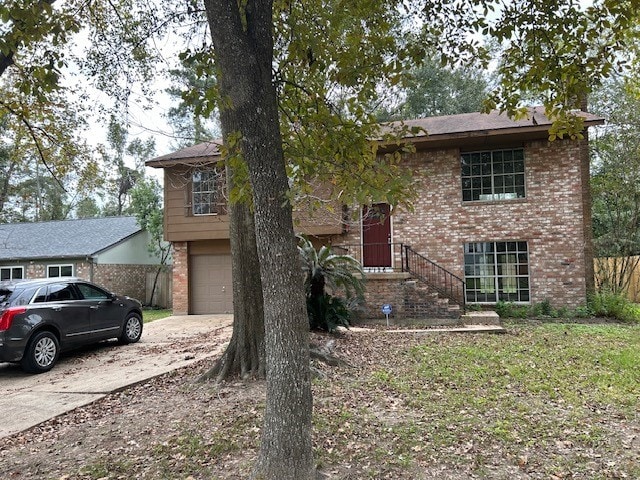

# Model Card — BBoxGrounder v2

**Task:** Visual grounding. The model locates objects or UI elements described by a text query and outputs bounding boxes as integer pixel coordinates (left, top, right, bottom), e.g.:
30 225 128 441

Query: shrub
306 295 352 332
531 299 558 318
495 301 529 319
588 292 640 323
297 235 365 332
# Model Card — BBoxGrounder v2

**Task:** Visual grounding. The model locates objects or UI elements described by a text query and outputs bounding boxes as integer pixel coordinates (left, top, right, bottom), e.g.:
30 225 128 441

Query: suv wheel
21 331 60 374
119 313 143 344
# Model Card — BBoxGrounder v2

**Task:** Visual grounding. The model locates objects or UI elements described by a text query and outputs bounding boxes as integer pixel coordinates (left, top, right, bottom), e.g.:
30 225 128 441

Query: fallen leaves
1 325 639 479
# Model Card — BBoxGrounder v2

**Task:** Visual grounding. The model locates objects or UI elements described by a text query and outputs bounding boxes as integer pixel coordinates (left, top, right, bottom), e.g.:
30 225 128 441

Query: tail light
0 306 27 331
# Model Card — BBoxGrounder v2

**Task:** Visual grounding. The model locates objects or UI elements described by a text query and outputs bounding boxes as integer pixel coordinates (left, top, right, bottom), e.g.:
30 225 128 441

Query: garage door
190 254 233 314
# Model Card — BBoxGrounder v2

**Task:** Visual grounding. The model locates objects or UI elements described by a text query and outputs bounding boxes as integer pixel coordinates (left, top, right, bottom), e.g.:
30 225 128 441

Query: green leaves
590 78 640 262
481 0 637 136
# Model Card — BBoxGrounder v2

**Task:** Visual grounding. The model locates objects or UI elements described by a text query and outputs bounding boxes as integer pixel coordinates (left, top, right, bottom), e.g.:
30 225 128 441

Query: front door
362 203 392 268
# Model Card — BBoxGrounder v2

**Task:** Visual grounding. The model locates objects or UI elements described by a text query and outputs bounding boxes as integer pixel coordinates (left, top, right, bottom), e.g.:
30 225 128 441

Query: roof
0 217 143 261
146 107 605 166
146 141 222 167
388 107 604 138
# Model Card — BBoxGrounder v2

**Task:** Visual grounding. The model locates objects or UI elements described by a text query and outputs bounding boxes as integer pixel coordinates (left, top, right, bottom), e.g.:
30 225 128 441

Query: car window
46 284 78 302
76 283 110 300
33 287 47 303
0 287 13 306
11 286 39 306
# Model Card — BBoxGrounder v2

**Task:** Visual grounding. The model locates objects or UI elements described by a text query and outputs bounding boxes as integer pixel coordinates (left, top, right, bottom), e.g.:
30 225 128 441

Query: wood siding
164 168 231 242
163 167 342 242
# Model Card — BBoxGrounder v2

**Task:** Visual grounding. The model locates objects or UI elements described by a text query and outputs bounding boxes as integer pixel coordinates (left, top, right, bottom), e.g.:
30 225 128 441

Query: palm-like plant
297 235 365 331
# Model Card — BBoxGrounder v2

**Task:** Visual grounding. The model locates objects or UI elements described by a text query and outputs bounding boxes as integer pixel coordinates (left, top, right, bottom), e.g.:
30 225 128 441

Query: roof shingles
0 217 142 261
146 108 604 165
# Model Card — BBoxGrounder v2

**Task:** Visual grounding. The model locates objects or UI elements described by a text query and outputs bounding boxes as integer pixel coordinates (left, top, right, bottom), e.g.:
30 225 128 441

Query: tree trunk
204 1 314 479
149 265 161 306
199 165 266 382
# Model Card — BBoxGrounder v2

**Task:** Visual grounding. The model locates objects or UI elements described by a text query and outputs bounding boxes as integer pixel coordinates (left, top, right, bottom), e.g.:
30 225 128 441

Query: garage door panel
191 254 233 314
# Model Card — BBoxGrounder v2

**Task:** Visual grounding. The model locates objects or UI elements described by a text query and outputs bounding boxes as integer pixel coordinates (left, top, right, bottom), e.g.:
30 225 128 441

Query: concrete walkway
352 324 506 334
0 315 233 440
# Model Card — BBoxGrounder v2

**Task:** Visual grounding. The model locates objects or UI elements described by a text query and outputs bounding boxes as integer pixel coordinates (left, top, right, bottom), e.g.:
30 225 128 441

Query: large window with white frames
47 264 74 278
464 241 530 303
0 266 23 281
461 148 525 202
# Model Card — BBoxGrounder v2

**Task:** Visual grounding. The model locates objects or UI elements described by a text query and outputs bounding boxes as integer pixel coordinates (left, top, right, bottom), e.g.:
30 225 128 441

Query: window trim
461 148 526 203
0 266 24 281
47 264 74 278
464 241 530 304
191 168 224 216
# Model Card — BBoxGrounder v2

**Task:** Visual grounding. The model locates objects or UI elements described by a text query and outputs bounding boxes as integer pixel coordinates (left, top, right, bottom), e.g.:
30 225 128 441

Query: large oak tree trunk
203 1 314 478
200 165 266 382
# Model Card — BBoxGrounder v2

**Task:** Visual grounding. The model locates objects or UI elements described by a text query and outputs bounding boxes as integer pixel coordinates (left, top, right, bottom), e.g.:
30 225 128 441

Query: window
192 169 223 215
46 284 77 302
464 241 530 303
461 148 525 202
76 283 110 300
12 286 39 306
0 266 24 281
47 264 73 278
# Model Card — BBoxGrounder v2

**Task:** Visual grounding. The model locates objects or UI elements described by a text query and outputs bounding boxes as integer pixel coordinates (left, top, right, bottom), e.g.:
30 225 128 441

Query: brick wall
360 273 460 321
25 261 165 304
336 138 593 309
91 263 159 303
171 241 189 315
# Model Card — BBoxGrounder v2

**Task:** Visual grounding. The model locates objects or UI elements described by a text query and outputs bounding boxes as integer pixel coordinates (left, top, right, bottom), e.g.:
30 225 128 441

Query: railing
332 242 466 311
403 245 466 310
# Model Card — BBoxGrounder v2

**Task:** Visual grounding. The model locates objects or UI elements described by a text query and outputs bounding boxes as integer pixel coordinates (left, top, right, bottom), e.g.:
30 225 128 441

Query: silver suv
0 278 143 373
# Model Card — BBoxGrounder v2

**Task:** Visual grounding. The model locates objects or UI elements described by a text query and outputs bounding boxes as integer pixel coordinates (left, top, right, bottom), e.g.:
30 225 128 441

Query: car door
75 282 123 341
34 283 92 347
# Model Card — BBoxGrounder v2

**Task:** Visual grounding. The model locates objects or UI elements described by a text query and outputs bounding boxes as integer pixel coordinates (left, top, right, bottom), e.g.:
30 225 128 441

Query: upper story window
1 266 23 281
192 168 225 215
461 148 525 202
48 264 73 278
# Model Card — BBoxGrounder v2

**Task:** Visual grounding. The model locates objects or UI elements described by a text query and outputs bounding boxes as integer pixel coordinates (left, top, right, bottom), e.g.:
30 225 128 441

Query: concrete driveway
0 314 233 440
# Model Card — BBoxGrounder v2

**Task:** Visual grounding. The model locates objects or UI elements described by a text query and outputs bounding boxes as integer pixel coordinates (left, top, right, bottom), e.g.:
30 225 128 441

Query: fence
594 256 640 302
145 269 173 308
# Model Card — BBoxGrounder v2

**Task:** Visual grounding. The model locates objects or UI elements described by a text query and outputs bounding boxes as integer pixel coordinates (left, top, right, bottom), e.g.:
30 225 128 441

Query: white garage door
190 254 233 314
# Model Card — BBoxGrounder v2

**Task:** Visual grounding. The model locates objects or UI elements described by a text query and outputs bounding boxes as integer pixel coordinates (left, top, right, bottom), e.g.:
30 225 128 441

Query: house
147 108 603 318
0 216 168 305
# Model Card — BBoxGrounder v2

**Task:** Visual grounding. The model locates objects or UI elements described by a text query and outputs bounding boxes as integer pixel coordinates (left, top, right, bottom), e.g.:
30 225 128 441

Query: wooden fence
594 256 640 302
145 269 173 308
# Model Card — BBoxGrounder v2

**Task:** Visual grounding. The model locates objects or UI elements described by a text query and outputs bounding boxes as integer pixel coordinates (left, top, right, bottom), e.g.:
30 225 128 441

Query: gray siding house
0 217 167 304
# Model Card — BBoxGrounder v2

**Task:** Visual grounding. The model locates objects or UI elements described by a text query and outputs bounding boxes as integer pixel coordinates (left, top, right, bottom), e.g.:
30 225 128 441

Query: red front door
362 203 391 268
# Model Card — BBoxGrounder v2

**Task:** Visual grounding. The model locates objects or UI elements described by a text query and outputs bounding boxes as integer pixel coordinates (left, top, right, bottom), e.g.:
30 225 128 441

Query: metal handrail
332 242 466 311
403 245 466 310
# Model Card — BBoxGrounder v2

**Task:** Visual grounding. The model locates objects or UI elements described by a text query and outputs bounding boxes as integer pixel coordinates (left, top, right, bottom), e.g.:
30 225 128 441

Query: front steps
460 310 501 326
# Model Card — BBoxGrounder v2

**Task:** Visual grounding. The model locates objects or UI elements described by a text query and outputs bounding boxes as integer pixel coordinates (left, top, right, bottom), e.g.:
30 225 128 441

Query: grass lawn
142 308 172 323
4 321 637 479
311 322 640 479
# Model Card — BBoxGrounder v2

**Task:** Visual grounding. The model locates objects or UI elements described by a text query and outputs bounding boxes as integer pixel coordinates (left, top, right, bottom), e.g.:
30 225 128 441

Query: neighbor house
147 108 603 318
0 216 169 305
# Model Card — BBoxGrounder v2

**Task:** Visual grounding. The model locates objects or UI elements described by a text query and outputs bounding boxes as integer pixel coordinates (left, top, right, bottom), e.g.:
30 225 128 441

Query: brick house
0 216 168 305
147 108 603 318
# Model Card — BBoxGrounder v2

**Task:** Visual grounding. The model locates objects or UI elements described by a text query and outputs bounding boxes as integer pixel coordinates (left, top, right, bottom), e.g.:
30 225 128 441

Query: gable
94 230 163 265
